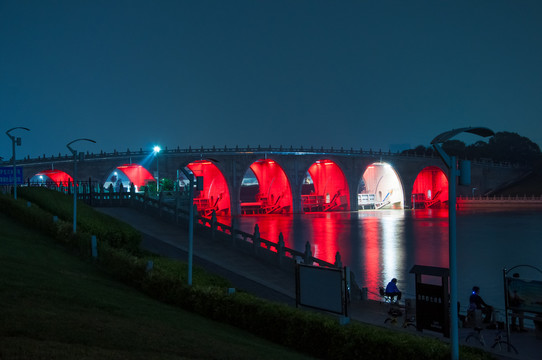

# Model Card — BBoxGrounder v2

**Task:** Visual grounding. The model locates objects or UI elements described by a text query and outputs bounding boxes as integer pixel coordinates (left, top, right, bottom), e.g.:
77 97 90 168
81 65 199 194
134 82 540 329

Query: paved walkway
98 207 540 360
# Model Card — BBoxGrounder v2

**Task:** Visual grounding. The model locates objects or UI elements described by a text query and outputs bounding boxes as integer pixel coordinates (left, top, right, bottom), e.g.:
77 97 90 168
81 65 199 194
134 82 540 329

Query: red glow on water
412 166 448 208
35 169 73 186
303 159 350 211
188 160 231 216
217 215 294 253
412 209 449 267
310 215 340 263
116 164 154 188
245 159 293 214
362 217 382 299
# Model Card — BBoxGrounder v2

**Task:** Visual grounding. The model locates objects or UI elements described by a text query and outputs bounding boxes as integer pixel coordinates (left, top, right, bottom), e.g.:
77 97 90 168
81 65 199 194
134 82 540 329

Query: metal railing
6 145 519 169
56 183 343 270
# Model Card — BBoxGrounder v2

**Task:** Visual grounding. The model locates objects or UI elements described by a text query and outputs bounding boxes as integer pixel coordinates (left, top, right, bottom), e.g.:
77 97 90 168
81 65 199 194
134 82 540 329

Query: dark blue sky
2 0 541 160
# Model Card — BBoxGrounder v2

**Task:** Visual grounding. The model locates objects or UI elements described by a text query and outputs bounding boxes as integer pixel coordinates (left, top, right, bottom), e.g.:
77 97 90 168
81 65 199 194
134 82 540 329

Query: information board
296 264 346 315
0 167 23 185
507 277 542 315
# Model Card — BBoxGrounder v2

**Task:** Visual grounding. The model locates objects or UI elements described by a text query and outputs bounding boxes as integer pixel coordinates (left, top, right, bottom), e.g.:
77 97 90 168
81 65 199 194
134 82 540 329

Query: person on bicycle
469 286 493 323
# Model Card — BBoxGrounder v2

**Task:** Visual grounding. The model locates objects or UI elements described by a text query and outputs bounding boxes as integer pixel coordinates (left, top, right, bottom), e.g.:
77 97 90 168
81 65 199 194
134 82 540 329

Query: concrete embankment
457 196 542 210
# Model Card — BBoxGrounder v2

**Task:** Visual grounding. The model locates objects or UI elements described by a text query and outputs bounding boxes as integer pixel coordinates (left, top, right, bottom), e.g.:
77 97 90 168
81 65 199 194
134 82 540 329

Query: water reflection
219 209 542 307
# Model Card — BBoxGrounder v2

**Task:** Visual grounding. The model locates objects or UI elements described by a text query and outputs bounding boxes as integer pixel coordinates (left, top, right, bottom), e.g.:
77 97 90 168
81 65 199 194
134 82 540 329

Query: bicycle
490 330 518 354
465 328 518 355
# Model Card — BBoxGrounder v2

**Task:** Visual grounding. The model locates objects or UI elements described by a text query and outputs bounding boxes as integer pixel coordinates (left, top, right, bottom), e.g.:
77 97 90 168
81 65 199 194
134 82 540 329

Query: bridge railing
458 194 542 201
77 187 342 270
9 145 519 169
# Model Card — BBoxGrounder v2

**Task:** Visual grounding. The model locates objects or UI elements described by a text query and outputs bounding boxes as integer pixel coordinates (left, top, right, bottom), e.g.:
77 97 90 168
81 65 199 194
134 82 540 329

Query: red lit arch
303 160 350 212
116 164 154 188
33 169 73 186
187 160 230 216
412 166 448 208
246 159 292 214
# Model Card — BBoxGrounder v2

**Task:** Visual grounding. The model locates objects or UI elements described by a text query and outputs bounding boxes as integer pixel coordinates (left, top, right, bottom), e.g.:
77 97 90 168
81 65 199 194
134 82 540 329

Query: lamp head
153 146 161 154
431 127 494 145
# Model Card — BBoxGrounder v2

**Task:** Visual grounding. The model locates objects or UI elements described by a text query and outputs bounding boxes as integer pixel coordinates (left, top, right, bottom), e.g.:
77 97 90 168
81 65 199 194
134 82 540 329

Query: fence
36 181 344 272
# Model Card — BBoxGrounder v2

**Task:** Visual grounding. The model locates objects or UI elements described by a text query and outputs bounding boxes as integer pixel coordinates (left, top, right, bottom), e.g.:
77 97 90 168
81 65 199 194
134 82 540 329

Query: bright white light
153 146 161 153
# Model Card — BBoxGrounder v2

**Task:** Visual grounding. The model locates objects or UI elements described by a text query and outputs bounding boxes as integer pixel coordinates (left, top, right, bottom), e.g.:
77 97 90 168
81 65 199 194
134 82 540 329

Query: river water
218 208 542 315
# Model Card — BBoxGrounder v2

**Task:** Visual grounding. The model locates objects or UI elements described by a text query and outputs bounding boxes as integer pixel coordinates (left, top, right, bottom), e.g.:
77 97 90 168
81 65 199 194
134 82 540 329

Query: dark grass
0 214 316 360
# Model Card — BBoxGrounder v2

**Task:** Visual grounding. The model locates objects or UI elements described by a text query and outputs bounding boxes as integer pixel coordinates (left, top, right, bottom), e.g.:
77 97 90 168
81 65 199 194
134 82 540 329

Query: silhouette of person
509 273 526 332
469 286 493 324
385 278 402 302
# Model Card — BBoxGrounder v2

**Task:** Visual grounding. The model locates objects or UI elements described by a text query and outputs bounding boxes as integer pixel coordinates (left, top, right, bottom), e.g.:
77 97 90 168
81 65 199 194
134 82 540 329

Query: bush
18 187 141 252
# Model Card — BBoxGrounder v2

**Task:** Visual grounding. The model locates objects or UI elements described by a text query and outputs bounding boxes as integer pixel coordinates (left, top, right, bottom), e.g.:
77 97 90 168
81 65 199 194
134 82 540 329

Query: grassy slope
0 214 315 360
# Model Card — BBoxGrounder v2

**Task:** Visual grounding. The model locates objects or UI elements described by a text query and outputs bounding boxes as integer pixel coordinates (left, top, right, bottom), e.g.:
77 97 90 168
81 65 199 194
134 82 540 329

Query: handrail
458 195 542 201
62 185 340 270
5 145 519 169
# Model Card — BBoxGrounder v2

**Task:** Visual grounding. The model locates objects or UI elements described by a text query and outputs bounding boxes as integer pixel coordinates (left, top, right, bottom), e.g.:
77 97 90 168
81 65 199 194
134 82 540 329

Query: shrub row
0 191 493 360
18 187 141 252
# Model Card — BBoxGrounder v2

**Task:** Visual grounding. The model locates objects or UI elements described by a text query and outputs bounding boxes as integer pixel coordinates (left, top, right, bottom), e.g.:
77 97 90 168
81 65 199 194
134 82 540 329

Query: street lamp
67 138 96 234
5 127 30 200
153 146 161 192
431 127 493 360
180 167 195 286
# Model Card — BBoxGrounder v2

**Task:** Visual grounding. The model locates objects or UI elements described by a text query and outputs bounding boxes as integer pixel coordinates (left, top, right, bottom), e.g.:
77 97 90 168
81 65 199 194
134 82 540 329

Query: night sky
2 0 542 160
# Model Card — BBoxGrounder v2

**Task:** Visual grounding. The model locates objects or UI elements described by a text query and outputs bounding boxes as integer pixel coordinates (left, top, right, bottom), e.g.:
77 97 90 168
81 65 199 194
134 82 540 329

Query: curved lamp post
153 146 161 192
431 127 494 360
180 167 195 286
5 127 30 200
67 138 96 233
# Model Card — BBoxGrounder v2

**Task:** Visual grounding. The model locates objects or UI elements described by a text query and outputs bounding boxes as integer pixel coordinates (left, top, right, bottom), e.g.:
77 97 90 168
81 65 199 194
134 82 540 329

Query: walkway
97 207 540 360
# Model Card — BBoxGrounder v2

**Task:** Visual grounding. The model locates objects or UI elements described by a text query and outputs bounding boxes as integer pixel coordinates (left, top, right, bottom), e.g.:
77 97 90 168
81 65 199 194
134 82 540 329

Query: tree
486 132 541 165
442 140 466 158
404 131 541 166
160 178 175 191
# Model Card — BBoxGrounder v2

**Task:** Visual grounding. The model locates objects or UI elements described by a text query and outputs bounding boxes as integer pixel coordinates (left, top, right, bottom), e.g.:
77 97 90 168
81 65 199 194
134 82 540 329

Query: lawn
0 214 315 360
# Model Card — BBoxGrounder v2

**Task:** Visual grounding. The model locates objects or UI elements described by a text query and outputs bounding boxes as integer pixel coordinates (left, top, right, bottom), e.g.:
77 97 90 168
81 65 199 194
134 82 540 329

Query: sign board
506 277 542 315
0 167 23 185
410 265 450 337
296 263 347 315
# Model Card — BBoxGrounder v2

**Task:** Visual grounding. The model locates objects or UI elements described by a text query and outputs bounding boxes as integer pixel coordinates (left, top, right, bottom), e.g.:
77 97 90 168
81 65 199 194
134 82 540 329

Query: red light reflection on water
361 217 382 298
309 213 341 264
220 209 452 301
217 215 295 252
412 209 449 268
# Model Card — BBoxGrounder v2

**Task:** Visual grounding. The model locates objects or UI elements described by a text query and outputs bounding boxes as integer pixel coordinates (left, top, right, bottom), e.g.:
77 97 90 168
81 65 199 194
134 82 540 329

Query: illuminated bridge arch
104 164 155 191
30 169 73 187
240 159 292 214
186 160 231 216
412 166 448 208
359 162 405 209
302 159 350 212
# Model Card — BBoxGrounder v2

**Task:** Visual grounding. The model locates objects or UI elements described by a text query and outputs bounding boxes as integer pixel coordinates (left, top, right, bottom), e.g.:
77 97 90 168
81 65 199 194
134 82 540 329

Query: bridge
4 145 525 216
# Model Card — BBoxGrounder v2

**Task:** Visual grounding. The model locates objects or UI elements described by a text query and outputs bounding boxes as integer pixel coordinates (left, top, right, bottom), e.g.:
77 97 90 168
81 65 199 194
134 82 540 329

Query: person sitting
509 273 526 332
385 278 402 303
469 286 493 324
